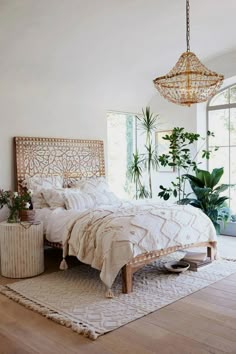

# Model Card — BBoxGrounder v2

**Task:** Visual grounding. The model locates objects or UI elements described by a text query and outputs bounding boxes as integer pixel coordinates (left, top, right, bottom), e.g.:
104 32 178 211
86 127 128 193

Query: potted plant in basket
218 206 236 237
0 189 33 223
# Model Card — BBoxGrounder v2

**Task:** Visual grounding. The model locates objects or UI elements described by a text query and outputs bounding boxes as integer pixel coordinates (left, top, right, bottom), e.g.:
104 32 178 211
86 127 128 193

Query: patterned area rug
1 254 236 340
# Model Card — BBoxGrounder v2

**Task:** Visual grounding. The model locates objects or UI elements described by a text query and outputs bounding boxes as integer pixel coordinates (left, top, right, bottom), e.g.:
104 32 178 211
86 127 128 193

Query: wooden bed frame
14 136 217 294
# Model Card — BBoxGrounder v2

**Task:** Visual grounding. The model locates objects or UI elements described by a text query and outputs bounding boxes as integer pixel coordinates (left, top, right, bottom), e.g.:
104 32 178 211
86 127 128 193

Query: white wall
0 91 107 189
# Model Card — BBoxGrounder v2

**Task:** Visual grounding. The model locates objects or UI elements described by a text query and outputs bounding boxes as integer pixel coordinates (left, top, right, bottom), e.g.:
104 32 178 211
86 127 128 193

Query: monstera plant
179 167 230 234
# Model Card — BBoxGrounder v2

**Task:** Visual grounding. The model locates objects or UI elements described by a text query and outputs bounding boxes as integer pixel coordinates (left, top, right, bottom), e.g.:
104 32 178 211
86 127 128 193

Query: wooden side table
0 221 44 278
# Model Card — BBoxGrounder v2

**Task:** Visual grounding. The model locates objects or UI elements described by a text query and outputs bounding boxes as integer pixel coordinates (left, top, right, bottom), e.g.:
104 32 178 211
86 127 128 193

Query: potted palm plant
129 107 159 199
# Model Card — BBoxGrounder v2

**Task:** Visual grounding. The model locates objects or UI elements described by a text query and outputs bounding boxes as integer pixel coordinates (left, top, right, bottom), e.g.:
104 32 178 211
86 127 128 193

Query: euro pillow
22 175 64 209
70 177 119 205
70 176 107 191
41 188 66 209
63 189 95 211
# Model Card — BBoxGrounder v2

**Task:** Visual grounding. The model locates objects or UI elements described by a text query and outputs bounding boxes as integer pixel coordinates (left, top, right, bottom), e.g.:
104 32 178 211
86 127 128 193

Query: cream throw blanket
57 201 217 289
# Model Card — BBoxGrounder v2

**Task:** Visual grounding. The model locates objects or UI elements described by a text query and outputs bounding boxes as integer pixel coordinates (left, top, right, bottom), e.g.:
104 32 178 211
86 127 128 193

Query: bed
14 136 217 295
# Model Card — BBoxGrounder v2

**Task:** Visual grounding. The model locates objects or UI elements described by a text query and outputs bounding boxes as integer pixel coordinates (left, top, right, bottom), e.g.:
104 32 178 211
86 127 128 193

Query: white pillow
63 189 95 211
22 175 64 209
70 177 119 205
89 190 119 206
31 191 49 209
41 188 66 209
71 177 107 191
23 175 63 190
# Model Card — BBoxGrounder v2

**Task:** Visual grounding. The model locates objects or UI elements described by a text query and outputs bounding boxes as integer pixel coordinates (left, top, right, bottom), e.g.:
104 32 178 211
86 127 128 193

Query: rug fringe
0 286 100 340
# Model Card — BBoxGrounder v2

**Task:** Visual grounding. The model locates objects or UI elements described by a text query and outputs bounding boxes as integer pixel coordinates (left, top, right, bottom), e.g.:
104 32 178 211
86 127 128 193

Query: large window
207 84 236 213
107 111 137 198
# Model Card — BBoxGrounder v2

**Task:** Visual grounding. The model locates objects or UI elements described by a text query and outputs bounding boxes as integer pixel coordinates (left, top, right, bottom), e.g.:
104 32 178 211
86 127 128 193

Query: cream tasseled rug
1 254 236 340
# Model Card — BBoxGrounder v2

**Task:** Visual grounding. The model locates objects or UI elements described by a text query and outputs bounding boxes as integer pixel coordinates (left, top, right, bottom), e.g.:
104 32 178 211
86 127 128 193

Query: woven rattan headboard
14 137 105 193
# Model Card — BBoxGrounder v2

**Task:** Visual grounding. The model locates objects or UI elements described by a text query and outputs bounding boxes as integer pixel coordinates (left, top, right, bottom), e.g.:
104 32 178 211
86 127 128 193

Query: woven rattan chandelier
153 0 224 106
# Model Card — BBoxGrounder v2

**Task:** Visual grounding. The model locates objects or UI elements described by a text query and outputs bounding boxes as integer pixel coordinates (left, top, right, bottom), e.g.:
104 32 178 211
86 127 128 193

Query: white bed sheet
41 203 123 244
35 208 63 235
43 208 82 243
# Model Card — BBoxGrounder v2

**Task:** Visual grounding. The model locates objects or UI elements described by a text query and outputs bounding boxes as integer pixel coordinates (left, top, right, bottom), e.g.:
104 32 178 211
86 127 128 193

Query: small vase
7 210 20 223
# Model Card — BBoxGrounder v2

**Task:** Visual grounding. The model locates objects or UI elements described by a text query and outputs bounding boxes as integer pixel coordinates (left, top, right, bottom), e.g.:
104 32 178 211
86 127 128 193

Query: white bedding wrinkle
45 200 217 289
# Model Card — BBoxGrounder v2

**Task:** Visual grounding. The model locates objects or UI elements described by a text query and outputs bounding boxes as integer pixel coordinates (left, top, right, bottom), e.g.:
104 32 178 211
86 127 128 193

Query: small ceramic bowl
164 261 190 273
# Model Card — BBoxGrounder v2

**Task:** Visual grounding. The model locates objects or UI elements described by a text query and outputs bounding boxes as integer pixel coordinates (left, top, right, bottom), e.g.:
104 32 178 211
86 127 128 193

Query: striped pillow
63 190 95 211
70 177 119 205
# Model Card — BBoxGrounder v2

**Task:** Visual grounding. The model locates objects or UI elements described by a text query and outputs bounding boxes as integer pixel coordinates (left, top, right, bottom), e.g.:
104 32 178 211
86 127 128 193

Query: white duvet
42 200 217 289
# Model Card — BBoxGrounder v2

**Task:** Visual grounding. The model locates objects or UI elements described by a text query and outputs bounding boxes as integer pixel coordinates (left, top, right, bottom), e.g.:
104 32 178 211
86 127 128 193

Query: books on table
182 251 207 262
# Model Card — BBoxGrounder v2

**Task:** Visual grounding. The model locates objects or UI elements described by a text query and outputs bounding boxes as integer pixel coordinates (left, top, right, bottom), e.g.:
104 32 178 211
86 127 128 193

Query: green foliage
178 168 230 234
129 152 146 199
137 107 159 146
0 189 32 223
218 206 231 228
158 127 217 202
129 107 159 199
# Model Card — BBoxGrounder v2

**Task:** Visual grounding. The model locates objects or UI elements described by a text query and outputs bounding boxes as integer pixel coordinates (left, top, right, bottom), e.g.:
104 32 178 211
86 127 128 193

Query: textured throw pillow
22 175 64 209
41 188 66 209
63 189 95 211
70 177 119 205
70 176 106 191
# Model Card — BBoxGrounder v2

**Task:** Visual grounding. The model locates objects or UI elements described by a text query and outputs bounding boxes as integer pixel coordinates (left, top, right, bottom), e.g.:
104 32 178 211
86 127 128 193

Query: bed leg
122 264 133 294
207 242 216 261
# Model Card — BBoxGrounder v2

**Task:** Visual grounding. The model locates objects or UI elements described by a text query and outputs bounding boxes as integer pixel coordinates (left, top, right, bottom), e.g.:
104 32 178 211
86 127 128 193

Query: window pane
230 147 236 183
229 147 236 212
208 147 229 185
230 85 236 104
229 188 236 214
208 109 229 146
209 89 229 106
208 147 230 211
229 108 236 145
107 112 135 198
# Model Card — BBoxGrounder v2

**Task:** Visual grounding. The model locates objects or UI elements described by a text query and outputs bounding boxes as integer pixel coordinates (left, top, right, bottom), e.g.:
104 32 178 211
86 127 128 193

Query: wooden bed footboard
122 241 217 294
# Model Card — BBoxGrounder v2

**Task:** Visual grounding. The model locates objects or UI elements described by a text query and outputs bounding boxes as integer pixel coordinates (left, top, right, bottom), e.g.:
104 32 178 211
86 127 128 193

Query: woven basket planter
19 209 36 223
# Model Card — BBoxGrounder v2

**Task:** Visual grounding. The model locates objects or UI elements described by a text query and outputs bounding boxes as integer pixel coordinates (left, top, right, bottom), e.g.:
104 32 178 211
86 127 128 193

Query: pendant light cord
186 0 190 52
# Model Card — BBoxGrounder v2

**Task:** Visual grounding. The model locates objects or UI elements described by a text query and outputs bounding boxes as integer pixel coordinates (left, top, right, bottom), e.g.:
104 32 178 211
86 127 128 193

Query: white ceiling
0 0 236 109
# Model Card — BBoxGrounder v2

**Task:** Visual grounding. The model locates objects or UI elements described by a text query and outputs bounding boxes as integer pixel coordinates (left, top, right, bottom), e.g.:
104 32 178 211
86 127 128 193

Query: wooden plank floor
0 249 236 354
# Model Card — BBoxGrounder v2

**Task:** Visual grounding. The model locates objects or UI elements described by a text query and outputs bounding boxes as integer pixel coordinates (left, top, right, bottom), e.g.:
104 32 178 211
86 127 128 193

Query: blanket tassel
105 288 115 298
59 258 68 270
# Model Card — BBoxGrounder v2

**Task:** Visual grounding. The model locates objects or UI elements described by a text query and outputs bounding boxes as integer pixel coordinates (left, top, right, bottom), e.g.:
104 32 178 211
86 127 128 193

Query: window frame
207 83 236 211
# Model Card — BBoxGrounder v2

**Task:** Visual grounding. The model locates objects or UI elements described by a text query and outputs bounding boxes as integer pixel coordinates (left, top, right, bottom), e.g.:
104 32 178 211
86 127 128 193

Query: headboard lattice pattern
14 137 105 193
